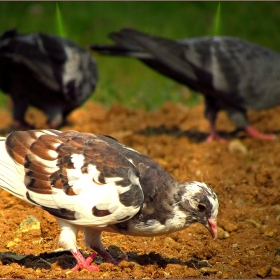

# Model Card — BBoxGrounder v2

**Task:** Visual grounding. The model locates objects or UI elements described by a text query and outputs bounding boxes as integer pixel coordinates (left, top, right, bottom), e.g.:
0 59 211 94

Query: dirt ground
0 100 279 279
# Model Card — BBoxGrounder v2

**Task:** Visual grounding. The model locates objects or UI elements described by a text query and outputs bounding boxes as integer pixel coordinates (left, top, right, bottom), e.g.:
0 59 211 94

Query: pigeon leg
71 248 99 271
11 96 33 129
41 104 66 129
205 98 227 142
83 228 126 265
92 246 127 265
56 220 99 272
245 126 277 140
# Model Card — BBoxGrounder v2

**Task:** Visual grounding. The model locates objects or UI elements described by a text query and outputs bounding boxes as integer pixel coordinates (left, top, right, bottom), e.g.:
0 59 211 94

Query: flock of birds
0 27 278 271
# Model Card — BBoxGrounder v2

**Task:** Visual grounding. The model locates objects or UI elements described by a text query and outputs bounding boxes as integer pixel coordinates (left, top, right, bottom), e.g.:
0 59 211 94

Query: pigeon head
177 181 219 239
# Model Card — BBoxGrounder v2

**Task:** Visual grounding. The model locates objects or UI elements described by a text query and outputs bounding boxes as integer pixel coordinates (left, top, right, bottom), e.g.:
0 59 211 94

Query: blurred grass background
1 2 280 111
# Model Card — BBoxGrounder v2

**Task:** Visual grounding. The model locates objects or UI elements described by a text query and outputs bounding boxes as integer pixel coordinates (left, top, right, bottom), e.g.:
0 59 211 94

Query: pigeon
0 29 98 129
0 129 219 271
90 28 280 141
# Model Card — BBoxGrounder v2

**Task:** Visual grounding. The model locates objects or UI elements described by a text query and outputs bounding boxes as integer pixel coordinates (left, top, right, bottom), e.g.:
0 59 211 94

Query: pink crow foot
71 249 99 272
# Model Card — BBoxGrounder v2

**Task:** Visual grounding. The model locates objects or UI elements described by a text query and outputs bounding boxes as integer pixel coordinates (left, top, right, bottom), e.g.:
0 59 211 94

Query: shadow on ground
0 245 212 270
137 125 280 143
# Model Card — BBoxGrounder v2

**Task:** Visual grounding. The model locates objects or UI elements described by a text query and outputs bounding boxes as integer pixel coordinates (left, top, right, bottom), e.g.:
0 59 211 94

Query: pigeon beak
207 218 218 239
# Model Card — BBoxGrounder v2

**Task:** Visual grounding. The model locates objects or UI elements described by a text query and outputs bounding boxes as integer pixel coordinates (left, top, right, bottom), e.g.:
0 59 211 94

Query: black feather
0 29 98 129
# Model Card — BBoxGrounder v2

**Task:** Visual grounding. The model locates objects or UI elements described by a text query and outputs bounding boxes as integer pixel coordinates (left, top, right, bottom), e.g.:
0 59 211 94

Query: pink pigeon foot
206 121 227 143
245 126 278 140
71 249 99 272
206 130 227 143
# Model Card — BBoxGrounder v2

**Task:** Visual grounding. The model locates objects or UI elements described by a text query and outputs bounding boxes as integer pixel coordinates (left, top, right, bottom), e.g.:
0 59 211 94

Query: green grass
1 2 280 111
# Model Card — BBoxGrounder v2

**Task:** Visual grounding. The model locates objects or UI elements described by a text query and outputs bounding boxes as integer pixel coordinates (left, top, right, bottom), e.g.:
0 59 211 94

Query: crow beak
207 218 218 239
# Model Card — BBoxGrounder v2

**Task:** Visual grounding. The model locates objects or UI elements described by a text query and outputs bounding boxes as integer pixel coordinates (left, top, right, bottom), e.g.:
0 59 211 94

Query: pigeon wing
5 130 144 226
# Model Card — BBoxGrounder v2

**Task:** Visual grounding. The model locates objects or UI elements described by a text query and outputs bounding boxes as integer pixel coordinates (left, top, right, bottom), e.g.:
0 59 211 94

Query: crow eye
198 203 206 212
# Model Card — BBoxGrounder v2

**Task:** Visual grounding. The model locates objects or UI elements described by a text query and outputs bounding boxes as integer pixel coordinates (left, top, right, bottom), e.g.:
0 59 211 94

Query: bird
90 28 280 142
0 129 219 271
0 29 98 130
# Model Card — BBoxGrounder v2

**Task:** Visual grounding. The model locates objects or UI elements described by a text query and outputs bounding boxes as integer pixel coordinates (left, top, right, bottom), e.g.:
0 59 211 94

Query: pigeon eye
198 203 206 212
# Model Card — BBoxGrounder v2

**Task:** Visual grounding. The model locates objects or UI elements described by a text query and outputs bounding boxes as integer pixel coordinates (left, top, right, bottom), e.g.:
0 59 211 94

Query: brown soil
0 100 279 279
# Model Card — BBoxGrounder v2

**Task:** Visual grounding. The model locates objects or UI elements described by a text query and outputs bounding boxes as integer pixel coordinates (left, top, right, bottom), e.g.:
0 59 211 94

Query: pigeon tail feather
0 138 28 201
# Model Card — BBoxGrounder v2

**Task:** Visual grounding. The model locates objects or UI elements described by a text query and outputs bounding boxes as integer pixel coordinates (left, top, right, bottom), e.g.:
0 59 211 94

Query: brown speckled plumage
0 129 219 271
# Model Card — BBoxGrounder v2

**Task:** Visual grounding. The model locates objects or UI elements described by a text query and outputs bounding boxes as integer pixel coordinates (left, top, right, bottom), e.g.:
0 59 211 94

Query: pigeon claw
71 262 99 272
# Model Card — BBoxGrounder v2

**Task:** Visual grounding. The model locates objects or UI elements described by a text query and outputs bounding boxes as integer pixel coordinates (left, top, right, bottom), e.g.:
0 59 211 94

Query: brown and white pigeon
90 28 280 141
0 29 97 129
0 129 219 271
